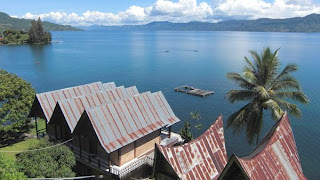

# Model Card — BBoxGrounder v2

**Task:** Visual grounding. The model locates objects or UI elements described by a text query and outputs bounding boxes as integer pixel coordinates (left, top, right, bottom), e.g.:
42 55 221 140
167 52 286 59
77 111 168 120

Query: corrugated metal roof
152 91 180 126
156 115 228 180
35 82 107 121
103 82 116 90
54 86 139 132
84 91 180 153
126 86 139 97
235 112 307 180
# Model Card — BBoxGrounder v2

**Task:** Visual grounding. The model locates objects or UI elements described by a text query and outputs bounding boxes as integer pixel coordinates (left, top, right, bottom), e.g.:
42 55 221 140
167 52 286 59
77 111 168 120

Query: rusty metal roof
53 86 139 132
233 112 307 180
103 82 116 90
152 91 180 127
156 115 228 180
33 81 107 121
83 91 180 153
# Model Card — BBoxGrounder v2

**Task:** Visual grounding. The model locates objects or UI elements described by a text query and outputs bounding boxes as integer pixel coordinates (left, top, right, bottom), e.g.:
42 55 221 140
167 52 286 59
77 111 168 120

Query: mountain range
81 13 320 32
0 12 81 31
2 11 320 32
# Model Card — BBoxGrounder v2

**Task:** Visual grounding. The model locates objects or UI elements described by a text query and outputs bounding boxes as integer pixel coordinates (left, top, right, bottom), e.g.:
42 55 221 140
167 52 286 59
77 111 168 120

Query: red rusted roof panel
85 91 180 153
55 86 139 132
157 115 228 180
236 112 307 180
35 82 106 121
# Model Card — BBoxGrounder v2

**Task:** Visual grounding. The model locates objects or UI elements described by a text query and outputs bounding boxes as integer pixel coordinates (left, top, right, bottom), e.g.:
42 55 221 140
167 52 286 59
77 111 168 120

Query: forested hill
83 13 320 32
0 12 81 31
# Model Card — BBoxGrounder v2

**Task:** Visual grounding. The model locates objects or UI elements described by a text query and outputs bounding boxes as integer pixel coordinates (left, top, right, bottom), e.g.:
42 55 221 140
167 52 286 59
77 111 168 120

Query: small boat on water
174 85 214 97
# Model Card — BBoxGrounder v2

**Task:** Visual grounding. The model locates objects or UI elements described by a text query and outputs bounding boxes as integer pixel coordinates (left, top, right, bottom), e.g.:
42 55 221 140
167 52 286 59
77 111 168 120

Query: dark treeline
28 17 51 44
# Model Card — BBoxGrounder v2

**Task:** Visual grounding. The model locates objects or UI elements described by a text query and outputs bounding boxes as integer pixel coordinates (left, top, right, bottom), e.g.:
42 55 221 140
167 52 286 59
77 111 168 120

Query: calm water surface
0 31 319 179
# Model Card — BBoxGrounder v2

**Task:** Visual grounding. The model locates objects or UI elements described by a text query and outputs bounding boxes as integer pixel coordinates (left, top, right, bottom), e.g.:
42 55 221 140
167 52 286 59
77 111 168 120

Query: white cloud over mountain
20 0 320 26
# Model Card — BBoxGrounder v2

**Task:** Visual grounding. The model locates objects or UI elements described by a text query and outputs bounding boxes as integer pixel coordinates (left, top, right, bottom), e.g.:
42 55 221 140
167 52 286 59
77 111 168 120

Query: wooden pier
174 85 214 97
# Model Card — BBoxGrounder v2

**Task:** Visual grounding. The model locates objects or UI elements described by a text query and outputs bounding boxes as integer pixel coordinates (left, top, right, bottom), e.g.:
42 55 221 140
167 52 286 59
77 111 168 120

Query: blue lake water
0 31 319 179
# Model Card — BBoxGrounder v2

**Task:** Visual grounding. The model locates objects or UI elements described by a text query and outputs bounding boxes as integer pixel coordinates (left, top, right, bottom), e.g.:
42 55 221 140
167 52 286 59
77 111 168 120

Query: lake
0 31 319 179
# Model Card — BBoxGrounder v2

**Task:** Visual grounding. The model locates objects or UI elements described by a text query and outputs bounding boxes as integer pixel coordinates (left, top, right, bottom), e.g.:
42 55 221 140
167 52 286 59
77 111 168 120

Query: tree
28 20 38 43
0 70 36 146
0 153 27 180
16 138 76 178
226 47 309 145
179 111 202 143
28 17 51 44
36 17 45 40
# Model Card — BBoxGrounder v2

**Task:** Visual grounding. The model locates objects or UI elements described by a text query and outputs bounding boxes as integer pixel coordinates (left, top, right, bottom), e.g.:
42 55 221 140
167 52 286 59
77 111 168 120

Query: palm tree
226 47 308 145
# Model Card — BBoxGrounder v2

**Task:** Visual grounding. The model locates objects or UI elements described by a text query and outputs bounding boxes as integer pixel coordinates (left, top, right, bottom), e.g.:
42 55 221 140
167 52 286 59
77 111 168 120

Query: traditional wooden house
72 91 180 178
152 115 228 180
29 82 181 179
218 112 307 180
47 86 139 140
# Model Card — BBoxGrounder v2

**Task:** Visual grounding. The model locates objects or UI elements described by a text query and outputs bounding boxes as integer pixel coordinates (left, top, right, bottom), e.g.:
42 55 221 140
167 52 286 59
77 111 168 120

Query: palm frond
261 48 280 86
273 98 302 118
227 102 253 129
262 99 284 120
275 91 309 104
226 90 256 103
271 48 280 60
254 85 269 100
271 75 301 91
245 104 263 145
226 73 255 89
268 49 280 80
273 64 298 83
243 67 258 84
249 50 262 71
244 57 256 72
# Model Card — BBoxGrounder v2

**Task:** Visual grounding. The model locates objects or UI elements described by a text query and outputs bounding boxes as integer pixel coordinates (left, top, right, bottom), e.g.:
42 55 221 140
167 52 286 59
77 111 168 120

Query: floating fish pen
174 85 214 97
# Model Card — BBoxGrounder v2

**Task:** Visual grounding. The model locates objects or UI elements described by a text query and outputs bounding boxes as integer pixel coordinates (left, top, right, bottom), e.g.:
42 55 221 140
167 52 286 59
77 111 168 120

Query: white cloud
19 0 320 26
214 0 320 19
21 0 214 26
146 0 214 22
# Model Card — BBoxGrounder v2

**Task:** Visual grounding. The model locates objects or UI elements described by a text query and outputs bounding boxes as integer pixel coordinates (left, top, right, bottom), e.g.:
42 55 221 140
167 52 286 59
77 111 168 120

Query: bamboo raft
174 85 214 97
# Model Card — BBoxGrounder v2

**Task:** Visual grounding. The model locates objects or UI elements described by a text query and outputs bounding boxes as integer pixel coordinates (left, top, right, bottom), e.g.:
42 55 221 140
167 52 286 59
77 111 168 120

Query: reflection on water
0 31 319 179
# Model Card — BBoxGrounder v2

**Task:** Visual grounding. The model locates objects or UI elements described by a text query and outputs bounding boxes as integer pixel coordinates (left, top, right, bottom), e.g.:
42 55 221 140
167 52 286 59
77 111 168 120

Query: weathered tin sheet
55 86 139 132
85 91 180 153
156 115 228 180
103 82 116 90
152 91 180 126
236 113 307 180
34 82 106 121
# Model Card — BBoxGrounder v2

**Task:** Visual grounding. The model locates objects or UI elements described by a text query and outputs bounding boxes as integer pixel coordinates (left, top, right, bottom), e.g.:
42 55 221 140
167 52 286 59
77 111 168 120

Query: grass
0 119 46 160
29 119 46 135
0 138 40 159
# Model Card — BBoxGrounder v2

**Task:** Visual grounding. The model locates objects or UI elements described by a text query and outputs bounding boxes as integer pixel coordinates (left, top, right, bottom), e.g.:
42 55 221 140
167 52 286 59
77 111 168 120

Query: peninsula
0 12 80 45
1 18 51 45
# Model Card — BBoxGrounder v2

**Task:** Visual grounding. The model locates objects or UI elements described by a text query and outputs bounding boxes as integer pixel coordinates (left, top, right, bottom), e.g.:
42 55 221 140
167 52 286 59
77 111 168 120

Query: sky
1 0 320 26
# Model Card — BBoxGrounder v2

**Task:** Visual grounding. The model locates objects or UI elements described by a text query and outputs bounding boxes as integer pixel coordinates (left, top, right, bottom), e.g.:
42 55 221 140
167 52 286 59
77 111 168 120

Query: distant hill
82 14 320 32
0 12 81 31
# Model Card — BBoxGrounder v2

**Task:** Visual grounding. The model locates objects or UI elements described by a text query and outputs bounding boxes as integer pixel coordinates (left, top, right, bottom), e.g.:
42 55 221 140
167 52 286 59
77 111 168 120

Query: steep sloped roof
219 112 306 180
152 91 180 127
103 82 116 90
81 91 180 153
51 86 139 132
235 112 307 180
156 115 228 180
29 81 107 121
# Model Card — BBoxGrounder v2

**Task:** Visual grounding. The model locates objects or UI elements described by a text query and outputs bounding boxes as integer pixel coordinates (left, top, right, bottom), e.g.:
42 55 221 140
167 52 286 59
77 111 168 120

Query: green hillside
0 12 81 31
84 13 320 32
